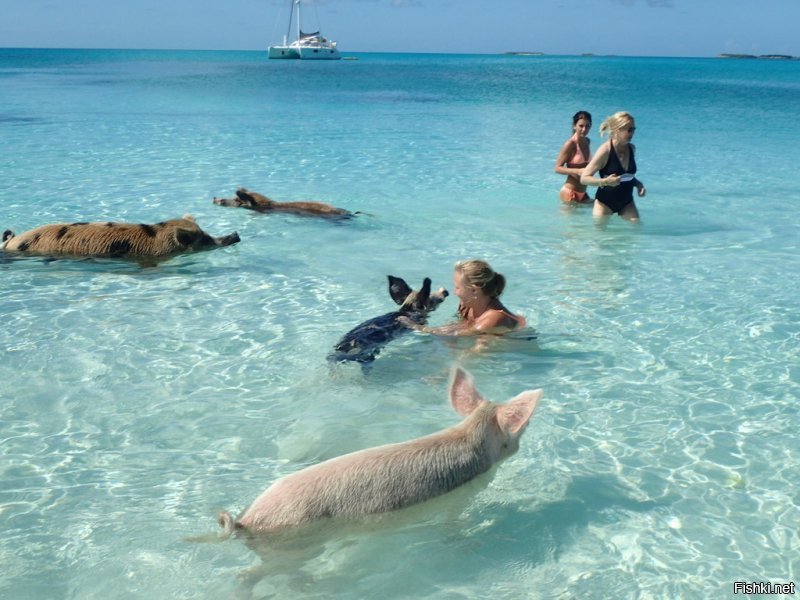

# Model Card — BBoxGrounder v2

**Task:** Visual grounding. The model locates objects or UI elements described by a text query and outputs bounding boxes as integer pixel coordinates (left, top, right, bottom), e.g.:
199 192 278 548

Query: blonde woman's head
454 259 506 299
599 111 635 138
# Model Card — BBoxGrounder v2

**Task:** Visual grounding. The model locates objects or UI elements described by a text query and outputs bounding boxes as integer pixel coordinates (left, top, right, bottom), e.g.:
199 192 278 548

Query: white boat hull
268 46 300 59
268 45 340 60
298 46 340 60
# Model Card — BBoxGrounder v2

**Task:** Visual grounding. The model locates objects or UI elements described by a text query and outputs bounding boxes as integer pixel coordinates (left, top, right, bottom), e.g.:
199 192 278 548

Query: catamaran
268 0 341 60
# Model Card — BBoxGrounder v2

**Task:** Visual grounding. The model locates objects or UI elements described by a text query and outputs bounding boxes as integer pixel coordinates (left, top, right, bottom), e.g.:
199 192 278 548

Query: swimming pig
219 367 542 537
213 188 355 219
328 275 449 365
1 215 240 260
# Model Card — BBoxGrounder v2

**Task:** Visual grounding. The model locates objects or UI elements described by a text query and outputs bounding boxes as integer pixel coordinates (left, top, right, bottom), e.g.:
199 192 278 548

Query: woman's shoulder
559 137 578 152
589 140 611 161
477 307 523 331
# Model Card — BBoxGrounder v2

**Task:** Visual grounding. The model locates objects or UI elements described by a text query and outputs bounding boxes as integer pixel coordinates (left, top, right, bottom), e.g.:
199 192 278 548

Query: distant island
499 52 798 60
718 53 798 60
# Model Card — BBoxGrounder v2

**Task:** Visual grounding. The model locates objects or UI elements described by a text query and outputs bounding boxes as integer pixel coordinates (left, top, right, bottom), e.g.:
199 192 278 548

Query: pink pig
219 367 542 537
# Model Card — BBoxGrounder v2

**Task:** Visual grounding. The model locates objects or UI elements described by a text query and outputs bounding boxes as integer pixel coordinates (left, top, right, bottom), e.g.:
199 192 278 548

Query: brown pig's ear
173 227 202 247
448 367 485 416
235 189 261 207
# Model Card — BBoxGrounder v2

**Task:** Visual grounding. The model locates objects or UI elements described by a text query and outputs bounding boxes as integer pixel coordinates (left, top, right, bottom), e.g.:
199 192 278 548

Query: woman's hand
602 174 621 187
396 315 422 331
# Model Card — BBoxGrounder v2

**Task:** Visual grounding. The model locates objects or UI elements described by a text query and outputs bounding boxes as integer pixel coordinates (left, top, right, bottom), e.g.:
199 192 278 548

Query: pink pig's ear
497 389 542 434
449 367 486 416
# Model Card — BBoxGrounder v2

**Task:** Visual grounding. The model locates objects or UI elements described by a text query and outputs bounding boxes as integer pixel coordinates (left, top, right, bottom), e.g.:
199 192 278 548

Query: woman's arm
630 145 646 197
399 308 519 337
397 315 465 335
580 143 619 188
554 140 583 176
398 316 486 337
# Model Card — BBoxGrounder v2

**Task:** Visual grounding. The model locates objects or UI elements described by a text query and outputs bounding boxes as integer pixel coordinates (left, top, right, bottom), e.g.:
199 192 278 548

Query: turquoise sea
1 48 798 599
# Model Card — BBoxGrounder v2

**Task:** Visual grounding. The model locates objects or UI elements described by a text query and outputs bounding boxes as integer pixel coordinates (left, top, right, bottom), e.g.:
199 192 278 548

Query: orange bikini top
568 135 590 166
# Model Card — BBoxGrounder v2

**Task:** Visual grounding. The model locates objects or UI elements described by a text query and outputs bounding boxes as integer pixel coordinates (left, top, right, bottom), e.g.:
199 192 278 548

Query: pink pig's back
235 423 494 534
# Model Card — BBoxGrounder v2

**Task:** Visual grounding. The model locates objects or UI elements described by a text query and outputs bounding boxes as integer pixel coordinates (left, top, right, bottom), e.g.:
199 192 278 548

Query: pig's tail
217 511 237 536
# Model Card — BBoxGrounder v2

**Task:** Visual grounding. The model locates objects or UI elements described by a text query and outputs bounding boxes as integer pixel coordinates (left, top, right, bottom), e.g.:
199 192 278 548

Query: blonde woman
401 259 525 336
580 111 646 220
554 110 593 204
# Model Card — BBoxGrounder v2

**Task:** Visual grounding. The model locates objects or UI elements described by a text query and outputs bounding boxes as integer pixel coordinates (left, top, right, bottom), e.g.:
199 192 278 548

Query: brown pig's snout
217 232 241 246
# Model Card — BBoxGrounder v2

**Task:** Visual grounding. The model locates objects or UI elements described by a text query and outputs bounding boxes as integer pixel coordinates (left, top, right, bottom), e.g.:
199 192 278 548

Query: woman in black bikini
580 111 646 221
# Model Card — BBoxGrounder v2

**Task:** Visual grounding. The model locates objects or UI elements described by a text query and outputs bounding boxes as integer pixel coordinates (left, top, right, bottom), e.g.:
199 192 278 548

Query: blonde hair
599 111 635 138
455 259 506 298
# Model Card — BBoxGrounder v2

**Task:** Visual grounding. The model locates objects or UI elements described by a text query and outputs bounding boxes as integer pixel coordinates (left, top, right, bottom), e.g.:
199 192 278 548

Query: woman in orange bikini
554 110 593 204
401 259 525 336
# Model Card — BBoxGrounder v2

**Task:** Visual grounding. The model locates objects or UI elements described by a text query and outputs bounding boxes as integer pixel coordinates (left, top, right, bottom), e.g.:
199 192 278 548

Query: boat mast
296 0 302 41
285 0 295 44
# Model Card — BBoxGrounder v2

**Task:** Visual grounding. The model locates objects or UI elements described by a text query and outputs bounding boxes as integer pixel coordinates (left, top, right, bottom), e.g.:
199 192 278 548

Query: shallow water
1 49 799 598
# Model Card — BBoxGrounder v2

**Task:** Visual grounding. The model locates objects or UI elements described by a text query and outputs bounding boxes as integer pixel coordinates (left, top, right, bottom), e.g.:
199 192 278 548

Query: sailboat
268 0 341 60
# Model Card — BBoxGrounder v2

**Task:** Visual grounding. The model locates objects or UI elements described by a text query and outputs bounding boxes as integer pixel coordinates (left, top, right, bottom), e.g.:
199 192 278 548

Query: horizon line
5 46 796 60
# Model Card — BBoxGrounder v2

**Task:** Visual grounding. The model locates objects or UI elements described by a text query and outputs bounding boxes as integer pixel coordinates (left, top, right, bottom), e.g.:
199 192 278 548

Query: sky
2 0 799 57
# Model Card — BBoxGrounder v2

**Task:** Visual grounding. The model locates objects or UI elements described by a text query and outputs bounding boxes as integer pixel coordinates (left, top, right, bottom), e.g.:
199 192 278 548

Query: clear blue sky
2 0 799 57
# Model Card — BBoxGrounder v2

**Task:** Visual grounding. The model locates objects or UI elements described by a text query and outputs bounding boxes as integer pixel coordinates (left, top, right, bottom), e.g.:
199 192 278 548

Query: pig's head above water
218 367 542 538
390 275 449 315
448 367 540 464
213 188 354 219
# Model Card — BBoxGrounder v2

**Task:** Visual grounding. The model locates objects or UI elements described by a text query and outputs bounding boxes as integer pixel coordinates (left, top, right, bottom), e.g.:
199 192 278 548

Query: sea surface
1 48 798 599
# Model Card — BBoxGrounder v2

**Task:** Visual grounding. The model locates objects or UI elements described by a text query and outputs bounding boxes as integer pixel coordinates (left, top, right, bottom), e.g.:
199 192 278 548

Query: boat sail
268 0 341 60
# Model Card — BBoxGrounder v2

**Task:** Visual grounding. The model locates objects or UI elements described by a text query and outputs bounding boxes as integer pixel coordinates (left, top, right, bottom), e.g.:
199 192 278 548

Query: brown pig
219 367 542 537
2 215 240 259
213 188 355 219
